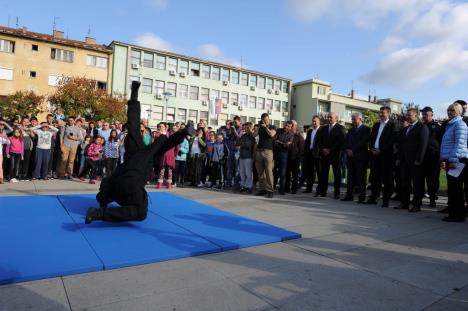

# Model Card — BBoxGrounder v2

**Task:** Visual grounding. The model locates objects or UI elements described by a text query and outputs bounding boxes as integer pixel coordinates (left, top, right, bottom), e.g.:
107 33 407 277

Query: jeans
33 148 51 179
278 152 288 193
239 158 253 189
9 152 21 179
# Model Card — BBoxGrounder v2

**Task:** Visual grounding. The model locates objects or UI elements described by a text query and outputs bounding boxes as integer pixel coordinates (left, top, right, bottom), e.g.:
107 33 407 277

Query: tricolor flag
209 97 223 119
215 97 222 114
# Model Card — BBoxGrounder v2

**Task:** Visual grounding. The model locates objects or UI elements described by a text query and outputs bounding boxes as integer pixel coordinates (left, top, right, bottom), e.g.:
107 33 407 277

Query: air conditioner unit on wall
275 90 280 95
179 72 186 78
282 111 289 117
131 63 140 69
232 101 238 106
250 86 256 91
238 106 244 111
169 70 176 76
267 110 272 114
267 89 273 94
223 103 228 108
223 80 229 86
155 94 163 100
201 100 207 106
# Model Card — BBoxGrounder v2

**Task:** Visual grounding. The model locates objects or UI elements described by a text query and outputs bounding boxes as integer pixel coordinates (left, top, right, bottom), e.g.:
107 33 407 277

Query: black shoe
390 194 401 201
85 208 103 224
340 196 353 202
278 191 285 195
303 189 312 194
409 205 421 213
442 216 465 222
357 199 366 204
291 189 297 194
255 190 267 196
265 192 274 198
381 201 389 208
334 193 340 199
366 198 377 204
437 207 449 214
239 188 247 193
429 199 436 207
394 204 409 210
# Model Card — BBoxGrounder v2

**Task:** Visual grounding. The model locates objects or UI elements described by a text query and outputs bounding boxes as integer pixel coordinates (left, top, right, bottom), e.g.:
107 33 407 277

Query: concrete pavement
0 180 467 311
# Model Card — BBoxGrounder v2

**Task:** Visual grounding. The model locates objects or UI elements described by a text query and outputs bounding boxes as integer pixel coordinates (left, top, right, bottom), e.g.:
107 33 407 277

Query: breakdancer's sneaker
85 207 103 224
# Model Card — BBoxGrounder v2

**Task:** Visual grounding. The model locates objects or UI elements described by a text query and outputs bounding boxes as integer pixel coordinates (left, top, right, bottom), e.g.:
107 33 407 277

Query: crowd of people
1 99 467 223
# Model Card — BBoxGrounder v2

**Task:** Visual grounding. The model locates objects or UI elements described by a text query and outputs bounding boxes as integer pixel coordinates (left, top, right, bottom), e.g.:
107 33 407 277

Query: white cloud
145 0 168 9
198 43 244 67
134 33 172 52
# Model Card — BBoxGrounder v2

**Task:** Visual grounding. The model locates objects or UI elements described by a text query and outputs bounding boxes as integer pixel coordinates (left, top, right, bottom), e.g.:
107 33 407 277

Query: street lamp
162 91 172 122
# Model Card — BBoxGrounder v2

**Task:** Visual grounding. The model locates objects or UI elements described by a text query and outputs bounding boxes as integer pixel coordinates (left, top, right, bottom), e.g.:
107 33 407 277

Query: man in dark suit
367 106 395 207
317 112 346 199
303 116 321 194
396 108 429 212
341 113 371 203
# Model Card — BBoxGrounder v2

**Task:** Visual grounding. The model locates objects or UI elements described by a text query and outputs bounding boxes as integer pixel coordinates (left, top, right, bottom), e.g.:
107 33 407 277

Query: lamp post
162 91 172 122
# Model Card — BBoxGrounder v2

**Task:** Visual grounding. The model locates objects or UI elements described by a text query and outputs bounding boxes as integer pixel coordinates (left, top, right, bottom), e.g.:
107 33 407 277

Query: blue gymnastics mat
58 194 221 269
148 192 302 251
0 196 103 285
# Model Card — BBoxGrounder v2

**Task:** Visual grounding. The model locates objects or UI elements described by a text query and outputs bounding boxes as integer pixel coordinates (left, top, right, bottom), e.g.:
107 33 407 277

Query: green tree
362 109 378 127
0 91 45 121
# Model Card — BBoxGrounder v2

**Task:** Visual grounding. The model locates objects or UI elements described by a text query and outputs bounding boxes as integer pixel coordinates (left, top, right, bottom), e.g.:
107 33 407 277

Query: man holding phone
58 116 83 179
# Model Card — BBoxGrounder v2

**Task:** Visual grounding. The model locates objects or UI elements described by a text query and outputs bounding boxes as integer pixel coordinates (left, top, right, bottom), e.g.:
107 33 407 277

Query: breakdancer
85 81 194 224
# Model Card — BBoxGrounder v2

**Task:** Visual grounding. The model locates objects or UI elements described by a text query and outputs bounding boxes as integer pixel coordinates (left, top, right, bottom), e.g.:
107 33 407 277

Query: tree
0 91 45 121
48 76 126 122
362 109 378 127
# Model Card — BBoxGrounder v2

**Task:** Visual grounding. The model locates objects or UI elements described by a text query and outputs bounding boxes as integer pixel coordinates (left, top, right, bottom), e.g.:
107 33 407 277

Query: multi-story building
110 41 291 128
291 79 402 127
0 25 111 110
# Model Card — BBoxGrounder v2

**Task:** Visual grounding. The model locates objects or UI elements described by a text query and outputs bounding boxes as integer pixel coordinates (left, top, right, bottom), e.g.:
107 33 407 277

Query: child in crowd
104 129 120 177
86 136 104 184
31 122 59 180
6 128 24 183
156 125 180 189
210 133 229 190
174 133 189 187
0 134 10 184
189 128 206 187
205 131 216 187
237 122 256 193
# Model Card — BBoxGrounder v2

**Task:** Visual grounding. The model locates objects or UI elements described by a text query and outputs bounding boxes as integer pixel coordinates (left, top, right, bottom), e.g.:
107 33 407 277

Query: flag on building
209 97 222 119
215 97 222 114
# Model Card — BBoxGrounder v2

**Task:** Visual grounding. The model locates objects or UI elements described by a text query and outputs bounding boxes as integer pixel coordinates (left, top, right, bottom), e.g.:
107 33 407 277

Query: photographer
254 113 277 198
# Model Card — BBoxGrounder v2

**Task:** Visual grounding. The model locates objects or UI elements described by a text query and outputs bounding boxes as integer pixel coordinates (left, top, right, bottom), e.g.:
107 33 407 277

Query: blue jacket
175 138 189 162
440 116 468 163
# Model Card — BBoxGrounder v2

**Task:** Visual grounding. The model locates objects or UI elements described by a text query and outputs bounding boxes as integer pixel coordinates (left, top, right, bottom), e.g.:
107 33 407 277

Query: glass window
86 55 108 68
266 99 273 110
230 93 238 105
274 100 281 112
221 91 229 105
0 39 15 53
189 109 198 121
168 57 177 72
143 52 154 68
231 71 239 84
282 81 288 93
190 86 199 100
155 80 165 95
258 76 265 89
178 84 188 98
167 107 175 122
190 62 200 76
239 94 248 107
317 86 326 95
200 88 210 101
142 78 153 94
249 117 256 123
266 78 273 90
177 108 187 122
156 55 166 70
248 96 256 109
211 90 220 100
201 64 210 78
249 75 257 87
222 68 230 81
240 73 248 86
179 60 189 74
130 50 141 65
211 67 220 80
257 97 265 109
219 113 228 125
166 82 177 96
282 101 288 112
274 80 281 91
274 120 280 127
240 116 247 123
51 48 74 62
200 111 208 121
153 106 164 121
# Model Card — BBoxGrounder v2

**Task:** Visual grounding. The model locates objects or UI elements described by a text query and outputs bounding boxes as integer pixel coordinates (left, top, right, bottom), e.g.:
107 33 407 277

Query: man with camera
254 113 277 198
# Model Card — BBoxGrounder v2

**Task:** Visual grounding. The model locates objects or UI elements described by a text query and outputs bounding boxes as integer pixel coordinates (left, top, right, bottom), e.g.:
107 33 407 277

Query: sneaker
197 182 204 187
89 179 96 184
10 178 18 183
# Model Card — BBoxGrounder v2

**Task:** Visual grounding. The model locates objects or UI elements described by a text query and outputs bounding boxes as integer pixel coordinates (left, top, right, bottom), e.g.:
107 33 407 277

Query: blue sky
2 0 467 118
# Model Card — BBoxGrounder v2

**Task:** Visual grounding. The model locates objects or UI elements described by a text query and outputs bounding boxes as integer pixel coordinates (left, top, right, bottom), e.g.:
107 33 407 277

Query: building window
0 67 13 80
48 74 64 86
257 97 265 109
230 93 238 105
153 106 164 121
249 117 256 123
240 73 248 86
200 111 208 121
266 99 273 110
211 67 220 80
178 108 187 122
219 113 228 125
130 50 141 65
190 86 199 100
156 55 166 70
318 101 330 113
221 91 229 105
86 55 108 68
201 64 210 78
317 86 326 95
248 96 256 109
239 94 248 107
168 57 177 72
178 84 188 98
200 88 210 101
155 80 165 95
190 62 200 76
258 76 265 89
29 71 36 78
189 109 198 121
274 80 281 91
32 44 38 51
51 48 74 62
266 78 273 90
143 52 154 68
166 82 177 96
97 81 107 90
179 60 189 74
274 100 281 112
282 101 288 112
274 120 280 127
282 81 288 93
222 68 230 81
167 107 175 122
142 78 153 94
249 75 257 87
0 40 15 53
231 71 239 84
